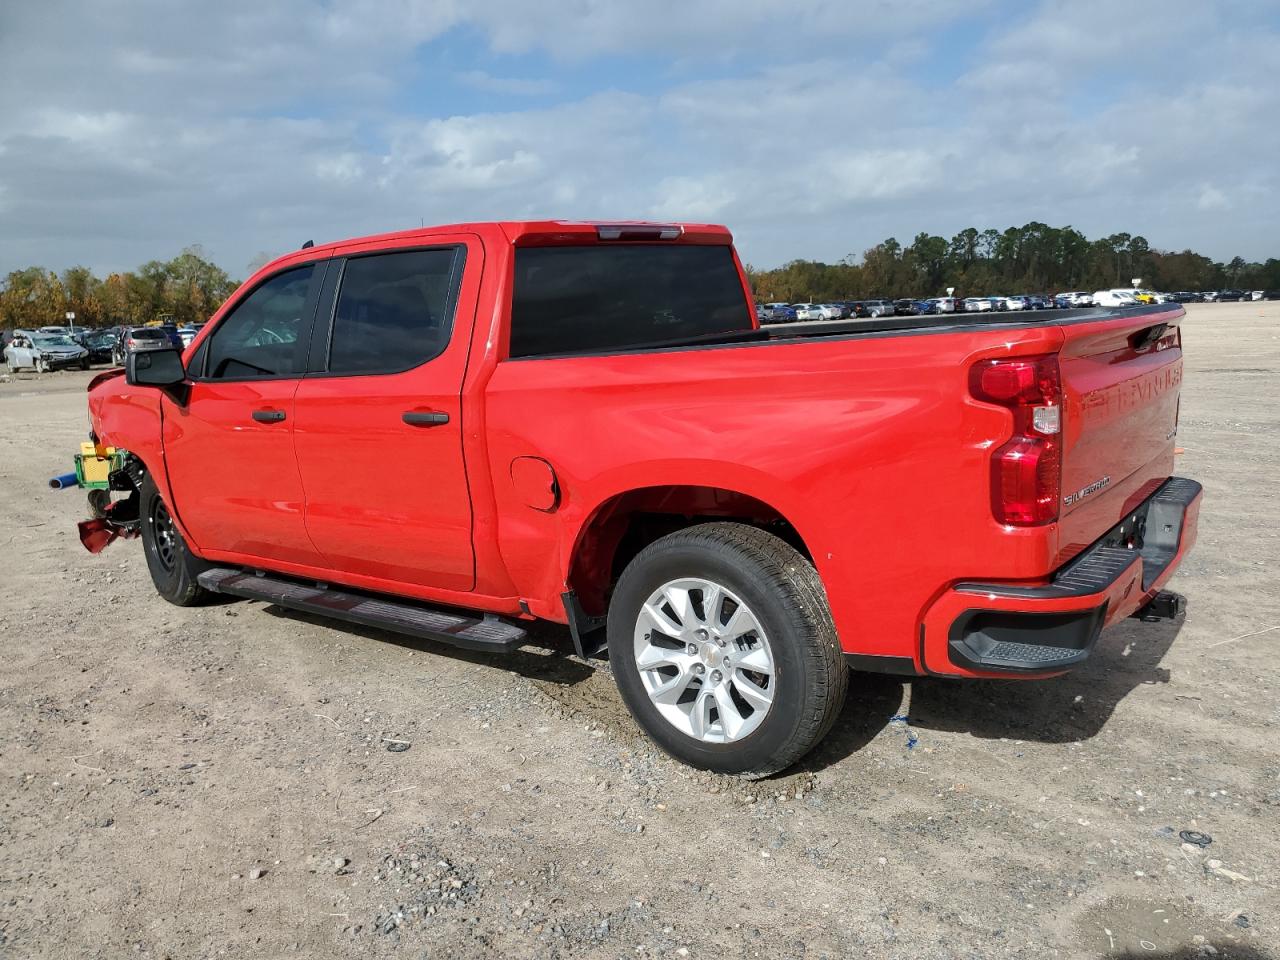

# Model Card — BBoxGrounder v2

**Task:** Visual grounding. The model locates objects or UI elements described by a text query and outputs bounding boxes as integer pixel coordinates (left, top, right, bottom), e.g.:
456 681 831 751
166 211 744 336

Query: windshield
34 335 76 347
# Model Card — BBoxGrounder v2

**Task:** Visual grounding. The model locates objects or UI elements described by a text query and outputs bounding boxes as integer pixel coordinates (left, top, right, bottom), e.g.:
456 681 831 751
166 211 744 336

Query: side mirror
126 347 185 388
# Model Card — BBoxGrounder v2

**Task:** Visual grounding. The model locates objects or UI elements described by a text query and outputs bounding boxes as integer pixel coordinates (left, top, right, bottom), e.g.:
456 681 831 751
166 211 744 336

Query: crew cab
71 220 1201 777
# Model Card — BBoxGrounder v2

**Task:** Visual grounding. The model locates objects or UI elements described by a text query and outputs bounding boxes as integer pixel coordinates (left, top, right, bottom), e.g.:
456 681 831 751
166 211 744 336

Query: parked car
1093 289 1140 307
927 297 962 313
791 303 826 322
1249 290 1265 301
112 326 180 366
1056 292 1094 307
5 331 91 372
862 299 895 318
1217 289 1247 302
1004 296 1030 311
964 297 994 312
83 330 119 364
764 304 798 323
74 218 1200 778
893 298 920 316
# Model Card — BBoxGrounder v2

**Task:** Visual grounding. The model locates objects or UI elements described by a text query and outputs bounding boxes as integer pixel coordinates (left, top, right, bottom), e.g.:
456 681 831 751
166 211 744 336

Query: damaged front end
49 442 145 553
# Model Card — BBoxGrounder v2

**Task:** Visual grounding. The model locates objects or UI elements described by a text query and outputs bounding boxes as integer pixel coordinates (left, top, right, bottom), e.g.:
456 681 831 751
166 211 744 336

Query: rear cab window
509 244 751 358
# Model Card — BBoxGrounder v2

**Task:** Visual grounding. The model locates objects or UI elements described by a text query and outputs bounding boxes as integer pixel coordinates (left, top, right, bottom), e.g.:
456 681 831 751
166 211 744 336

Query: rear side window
327 248 462 375
509 244 750 358
205 265 315 379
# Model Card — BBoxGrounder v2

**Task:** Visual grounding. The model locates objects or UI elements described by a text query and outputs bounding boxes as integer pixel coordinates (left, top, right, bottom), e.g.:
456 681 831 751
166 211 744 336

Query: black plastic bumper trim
948 603 1108 674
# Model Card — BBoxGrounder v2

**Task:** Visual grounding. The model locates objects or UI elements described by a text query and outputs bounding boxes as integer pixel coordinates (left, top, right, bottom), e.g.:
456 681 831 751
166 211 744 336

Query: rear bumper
919 476 1202 678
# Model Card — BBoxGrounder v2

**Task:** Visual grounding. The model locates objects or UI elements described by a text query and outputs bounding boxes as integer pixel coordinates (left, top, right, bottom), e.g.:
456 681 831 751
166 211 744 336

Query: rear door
1056 306 1183 553
291 238 480 591
162 262 326 564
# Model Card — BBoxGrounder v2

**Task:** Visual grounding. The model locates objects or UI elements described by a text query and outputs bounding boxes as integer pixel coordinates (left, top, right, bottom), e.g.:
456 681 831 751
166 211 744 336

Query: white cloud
0 0 1276 276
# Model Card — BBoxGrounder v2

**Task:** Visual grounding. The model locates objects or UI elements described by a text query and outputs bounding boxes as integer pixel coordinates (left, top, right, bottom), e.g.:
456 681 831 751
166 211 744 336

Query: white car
1251 290 1265 301
1093 289 1140 307
177 326 198 347
816 304 843 320
792 303 826 322
927 297 960 313
963 297 994 312
1003 296 1029 311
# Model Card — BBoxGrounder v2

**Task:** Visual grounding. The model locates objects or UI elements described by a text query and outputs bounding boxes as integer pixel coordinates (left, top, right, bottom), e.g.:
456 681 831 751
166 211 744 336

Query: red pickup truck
74 220 1201 777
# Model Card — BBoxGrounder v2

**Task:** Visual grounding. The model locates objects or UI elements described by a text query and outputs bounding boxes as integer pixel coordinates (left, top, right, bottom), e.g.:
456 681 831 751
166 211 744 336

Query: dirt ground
1 302 1277 960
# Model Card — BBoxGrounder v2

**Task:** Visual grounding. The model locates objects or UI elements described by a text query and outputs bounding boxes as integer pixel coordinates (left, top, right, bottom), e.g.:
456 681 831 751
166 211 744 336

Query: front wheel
140 472 213 606
607 523 848 778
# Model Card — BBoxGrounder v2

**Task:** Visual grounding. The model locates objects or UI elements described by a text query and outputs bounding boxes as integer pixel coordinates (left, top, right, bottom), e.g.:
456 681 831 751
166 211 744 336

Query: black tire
80 358 91 370
607 522 848 778
139 472 212 606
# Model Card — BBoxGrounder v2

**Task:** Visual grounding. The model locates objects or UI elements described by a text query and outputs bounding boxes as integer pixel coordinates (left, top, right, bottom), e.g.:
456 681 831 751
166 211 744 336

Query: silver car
4 331 90 372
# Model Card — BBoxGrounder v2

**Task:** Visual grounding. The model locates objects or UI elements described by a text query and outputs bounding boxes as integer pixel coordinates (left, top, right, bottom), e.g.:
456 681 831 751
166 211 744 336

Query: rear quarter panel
484 323 1072 659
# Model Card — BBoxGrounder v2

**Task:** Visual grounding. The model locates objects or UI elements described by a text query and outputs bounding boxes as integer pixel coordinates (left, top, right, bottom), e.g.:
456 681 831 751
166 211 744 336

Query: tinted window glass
510 244 750 358
328 249 460 375
205 265 314 379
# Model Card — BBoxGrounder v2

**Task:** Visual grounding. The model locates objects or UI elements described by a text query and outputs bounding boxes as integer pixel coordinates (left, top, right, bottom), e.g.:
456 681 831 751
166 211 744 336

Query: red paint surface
87 221 1197 676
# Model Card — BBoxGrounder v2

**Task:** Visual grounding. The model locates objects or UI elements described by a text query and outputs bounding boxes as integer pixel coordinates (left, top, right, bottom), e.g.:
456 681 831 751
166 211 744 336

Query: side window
326 248 461 375
204 265 315 379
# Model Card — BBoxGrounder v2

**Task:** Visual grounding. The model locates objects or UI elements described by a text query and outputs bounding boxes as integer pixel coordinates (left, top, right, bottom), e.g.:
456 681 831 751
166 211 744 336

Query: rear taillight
970 355 1062 526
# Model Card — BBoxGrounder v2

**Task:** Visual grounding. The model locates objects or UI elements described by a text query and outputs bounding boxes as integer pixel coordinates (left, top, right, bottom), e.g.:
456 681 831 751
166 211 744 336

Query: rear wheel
140 473 212 606
607 523 848 778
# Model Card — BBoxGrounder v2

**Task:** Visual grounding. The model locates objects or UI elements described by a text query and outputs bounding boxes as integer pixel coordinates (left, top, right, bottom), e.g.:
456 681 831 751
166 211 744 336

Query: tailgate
1056 305 1184 560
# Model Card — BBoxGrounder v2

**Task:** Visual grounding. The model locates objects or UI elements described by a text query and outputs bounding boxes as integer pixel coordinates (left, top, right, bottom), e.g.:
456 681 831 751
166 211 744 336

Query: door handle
402 411 450 427
252 409 287 423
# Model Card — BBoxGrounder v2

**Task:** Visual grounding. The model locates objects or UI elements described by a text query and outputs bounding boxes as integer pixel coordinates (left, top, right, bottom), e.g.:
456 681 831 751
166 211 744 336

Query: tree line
0 246 240 330
3 225 1277 330
746 223 1280 303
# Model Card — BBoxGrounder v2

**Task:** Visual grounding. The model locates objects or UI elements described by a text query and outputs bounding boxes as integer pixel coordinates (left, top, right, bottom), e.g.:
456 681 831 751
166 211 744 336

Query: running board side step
196 567 528 653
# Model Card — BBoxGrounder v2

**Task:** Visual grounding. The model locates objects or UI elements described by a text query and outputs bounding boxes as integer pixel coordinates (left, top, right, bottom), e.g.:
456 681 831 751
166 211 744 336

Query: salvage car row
758 288 1280 322
2 323 206 373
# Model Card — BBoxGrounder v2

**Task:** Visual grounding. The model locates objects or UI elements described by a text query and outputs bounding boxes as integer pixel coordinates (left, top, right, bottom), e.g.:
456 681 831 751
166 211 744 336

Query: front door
292 240 478 591
162 261 325 565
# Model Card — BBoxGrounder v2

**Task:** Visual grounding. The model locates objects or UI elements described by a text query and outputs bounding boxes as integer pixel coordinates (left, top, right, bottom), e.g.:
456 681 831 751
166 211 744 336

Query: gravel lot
1 302 1277 959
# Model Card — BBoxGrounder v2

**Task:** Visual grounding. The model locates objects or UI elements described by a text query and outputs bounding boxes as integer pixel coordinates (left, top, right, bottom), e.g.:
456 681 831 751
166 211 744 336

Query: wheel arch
563 483 815 618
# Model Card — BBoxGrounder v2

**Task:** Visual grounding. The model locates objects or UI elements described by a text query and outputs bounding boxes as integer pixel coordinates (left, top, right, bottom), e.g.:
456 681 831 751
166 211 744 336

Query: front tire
607 523 848 778
140 473 212 606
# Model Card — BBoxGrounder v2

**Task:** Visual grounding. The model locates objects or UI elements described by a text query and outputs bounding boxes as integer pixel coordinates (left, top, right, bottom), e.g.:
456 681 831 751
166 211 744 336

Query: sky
1 0 1278 278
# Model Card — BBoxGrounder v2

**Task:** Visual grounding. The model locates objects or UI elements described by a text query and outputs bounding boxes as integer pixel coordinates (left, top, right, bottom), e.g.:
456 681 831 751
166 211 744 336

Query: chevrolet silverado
67 220 1201 777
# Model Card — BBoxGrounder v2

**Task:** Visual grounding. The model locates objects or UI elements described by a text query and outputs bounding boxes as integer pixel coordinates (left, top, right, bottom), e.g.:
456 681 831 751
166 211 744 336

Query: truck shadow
798 612 1185 775
261 606 595 687
905 612 1184 745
